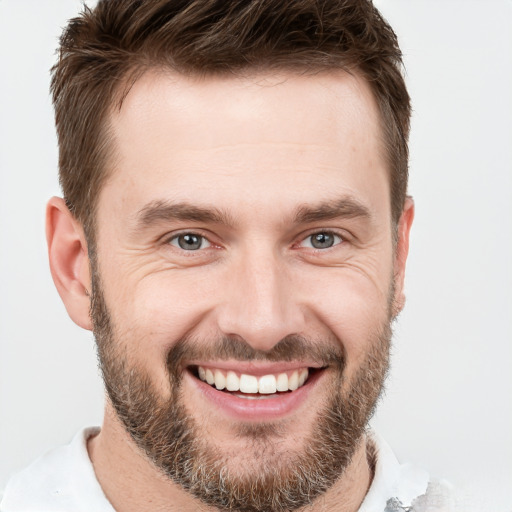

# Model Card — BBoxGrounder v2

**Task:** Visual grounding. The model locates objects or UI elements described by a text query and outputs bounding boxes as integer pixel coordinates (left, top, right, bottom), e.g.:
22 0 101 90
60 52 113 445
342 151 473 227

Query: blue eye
169 233 211 251
301 232 342 249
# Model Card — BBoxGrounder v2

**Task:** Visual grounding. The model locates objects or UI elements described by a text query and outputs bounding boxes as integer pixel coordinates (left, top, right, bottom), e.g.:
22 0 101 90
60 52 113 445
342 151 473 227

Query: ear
392 196 415 317
46 197 92 330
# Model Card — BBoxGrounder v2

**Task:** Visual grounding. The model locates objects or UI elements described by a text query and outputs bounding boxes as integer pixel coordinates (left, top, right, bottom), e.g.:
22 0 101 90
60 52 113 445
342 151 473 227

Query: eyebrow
293 196 372 224
134 195 372 231
135 200 235 229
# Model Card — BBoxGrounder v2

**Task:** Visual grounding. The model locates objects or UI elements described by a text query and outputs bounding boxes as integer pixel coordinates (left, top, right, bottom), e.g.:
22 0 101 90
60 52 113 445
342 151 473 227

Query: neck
88 404 373 512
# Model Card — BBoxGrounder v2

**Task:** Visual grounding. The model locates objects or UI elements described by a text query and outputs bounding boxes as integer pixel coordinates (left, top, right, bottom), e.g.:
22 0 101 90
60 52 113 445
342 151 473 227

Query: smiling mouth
191 365 320 398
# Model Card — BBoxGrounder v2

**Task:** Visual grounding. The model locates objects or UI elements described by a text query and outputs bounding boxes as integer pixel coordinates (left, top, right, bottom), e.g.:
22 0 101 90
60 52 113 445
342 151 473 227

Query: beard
90 270 393 512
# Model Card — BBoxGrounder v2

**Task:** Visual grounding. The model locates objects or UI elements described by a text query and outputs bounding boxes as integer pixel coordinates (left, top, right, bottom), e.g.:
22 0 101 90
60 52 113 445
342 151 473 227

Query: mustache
166 334 345 378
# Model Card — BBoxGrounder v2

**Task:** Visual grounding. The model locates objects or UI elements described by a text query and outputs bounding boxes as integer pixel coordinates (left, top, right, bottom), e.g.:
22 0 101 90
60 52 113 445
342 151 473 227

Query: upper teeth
197 366 309 394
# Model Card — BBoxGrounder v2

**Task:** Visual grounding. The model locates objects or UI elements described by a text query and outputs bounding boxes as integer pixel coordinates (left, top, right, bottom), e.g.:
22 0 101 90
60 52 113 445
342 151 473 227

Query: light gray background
1 1 511 510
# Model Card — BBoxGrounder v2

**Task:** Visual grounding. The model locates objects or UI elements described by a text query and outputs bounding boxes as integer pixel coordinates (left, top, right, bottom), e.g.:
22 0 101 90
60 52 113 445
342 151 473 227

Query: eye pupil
311 232 334 249
178 234 202 250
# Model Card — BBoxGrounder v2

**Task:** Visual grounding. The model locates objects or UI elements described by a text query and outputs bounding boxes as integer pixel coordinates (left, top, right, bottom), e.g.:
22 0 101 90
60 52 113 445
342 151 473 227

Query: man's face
91 70 401 510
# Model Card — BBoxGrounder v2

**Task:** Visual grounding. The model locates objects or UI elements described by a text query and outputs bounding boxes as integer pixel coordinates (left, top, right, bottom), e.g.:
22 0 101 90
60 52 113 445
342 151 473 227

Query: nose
216 249 305 352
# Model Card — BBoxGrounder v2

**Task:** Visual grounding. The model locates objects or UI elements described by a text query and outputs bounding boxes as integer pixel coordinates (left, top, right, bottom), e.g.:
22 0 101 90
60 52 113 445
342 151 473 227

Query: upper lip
187 360 324 376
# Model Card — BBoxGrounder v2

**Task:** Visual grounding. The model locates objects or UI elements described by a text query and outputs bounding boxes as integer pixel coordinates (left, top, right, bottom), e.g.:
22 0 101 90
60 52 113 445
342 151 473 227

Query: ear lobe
46 197 92 330
392 196 415 317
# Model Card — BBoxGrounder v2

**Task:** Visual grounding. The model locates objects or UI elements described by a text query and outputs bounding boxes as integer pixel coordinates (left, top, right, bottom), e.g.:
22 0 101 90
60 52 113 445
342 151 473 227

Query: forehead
102 69 388 221
112 69 382 153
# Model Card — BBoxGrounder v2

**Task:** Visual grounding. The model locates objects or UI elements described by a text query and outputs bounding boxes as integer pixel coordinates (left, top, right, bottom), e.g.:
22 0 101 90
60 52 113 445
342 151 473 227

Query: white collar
359 430 430 511
1 426 114 512
1 427 432 512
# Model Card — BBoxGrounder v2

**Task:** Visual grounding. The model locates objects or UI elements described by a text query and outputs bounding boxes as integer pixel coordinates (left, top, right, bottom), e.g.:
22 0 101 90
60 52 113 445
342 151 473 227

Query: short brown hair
51 0 410 244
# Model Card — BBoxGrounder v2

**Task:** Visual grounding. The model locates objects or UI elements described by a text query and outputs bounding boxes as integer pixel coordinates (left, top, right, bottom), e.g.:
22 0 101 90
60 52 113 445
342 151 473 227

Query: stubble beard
90 269 393 512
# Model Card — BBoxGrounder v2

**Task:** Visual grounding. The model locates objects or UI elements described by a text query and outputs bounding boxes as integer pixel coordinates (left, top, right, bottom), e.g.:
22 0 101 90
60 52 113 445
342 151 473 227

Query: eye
300 231 343 250
168 233 211 251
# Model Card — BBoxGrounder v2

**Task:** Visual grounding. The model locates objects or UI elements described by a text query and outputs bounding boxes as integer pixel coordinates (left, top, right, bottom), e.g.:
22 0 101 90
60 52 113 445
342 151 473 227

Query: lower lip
186 369 324 421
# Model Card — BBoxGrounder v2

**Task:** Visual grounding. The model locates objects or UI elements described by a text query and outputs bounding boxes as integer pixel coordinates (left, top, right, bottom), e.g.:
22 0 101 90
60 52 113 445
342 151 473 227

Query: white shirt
0 428 455 511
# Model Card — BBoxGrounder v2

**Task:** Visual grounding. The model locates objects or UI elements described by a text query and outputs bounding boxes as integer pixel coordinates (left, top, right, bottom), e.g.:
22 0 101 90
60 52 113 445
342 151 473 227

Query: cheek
105 266 220 349
299 265 393 371
95 264 217 399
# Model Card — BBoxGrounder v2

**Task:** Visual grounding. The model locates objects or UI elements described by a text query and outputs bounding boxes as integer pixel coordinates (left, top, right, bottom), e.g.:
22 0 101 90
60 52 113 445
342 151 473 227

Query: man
1 1 455 511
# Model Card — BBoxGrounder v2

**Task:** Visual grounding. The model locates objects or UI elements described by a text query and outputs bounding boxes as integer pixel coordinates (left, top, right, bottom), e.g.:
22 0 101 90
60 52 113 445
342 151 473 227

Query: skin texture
46 70 414 512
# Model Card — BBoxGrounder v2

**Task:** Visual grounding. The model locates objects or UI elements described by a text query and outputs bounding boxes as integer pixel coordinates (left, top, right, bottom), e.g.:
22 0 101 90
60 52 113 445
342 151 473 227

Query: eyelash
297 230 344 250
165 230 346 253
166 231 214 252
